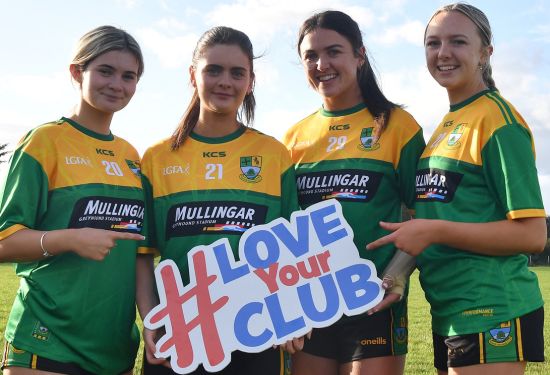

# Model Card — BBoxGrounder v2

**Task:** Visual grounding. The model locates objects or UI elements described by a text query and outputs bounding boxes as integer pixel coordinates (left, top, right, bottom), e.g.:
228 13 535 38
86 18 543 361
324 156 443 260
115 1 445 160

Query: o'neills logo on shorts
69 196 144 232
296 169 382 206
415 168 463 203
166 201 268 238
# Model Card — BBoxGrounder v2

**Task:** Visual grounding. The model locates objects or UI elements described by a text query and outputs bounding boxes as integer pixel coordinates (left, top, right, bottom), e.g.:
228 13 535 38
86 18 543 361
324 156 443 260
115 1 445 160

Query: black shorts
1 341 132 374
433 307 545 371
301 306 408 363
142 348 287 375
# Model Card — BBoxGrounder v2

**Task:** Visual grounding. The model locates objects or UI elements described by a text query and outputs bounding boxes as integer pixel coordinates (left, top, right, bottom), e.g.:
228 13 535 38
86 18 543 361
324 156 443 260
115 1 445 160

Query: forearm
381 250 416 296
0 228 75 262
136 254 159 319
432 217 547 256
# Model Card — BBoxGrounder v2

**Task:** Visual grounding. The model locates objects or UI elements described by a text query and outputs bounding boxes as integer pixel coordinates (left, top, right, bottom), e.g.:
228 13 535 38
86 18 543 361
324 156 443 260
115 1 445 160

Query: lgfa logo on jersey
446 123 466 149
488 321 513 347
239 156 262 183
358 127 380 151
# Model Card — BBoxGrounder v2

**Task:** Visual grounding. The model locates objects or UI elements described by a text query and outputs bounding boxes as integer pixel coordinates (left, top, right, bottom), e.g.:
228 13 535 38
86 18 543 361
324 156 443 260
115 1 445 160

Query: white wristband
40 232 52 257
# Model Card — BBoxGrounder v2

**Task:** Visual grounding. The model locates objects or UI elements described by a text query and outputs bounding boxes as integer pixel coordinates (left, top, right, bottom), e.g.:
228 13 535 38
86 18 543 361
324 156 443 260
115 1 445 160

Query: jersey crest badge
239 156 262 183
32 321 50 341
488 321 513 347
446 123 465 149
358 127 380 151
126 159 142 177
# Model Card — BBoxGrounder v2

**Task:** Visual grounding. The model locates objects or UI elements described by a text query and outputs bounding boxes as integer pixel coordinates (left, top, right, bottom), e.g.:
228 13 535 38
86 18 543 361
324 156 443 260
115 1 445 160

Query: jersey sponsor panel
296 169 383 206
415 168 463 203
69 196 144 232
165 201 268 237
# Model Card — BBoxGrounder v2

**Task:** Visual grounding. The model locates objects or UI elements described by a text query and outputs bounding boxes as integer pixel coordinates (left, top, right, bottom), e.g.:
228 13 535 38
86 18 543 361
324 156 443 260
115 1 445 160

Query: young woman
282 10 425 375
367 3 546 375
136 26 300 375
0 26 145 374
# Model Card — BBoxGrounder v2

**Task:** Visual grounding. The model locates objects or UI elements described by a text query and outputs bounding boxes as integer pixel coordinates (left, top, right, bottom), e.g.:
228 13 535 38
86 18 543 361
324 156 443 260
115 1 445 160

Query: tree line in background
0 143 9 164
530 216 550 266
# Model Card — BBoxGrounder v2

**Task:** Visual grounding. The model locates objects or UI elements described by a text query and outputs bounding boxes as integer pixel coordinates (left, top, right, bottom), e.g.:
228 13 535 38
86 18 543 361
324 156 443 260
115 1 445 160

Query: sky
0 0 549 210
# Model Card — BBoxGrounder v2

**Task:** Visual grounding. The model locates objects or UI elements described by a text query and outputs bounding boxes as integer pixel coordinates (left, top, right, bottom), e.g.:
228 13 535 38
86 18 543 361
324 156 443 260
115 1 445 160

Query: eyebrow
426 33 469 39
96 63 138 75
302 43 344 54
204 64 248 71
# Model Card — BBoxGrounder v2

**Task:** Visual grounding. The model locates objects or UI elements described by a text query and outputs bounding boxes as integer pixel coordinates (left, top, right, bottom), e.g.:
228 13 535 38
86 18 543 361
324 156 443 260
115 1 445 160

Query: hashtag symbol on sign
148 250 229 369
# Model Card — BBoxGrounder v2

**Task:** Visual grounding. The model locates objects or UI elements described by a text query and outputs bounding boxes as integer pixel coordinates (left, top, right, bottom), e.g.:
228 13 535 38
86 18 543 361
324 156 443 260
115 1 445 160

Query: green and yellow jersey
415 90 545 336
0 118 144 373
140 126 298 283
284 103 425 271
283 103 423 342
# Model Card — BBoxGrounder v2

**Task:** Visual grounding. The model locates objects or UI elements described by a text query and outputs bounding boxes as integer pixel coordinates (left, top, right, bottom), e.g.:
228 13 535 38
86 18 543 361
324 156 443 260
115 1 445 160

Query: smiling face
72 50 139 116
191 44 253 120
299 28 364 111
425 10 492 104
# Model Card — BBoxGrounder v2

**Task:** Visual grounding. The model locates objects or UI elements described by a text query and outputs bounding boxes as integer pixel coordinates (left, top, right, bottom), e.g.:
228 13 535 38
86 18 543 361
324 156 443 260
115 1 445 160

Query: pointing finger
378 221 402 231
110 232 146 241
366 233 394 251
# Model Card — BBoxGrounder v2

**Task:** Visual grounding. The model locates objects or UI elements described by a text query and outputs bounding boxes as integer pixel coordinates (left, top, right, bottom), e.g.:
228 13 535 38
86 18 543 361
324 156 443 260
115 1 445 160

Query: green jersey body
0 118 144 373
415 90 545 336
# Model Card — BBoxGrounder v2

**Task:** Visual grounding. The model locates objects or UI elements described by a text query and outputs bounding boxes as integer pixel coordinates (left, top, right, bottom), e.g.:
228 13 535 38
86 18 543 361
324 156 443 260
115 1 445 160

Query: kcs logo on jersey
239 156 262 183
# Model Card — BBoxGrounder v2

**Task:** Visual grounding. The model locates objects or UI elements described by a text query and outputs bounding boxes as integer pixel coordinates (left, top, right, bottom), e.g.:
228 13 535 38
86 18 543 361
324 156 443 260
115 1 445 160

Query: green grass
0 265 548 374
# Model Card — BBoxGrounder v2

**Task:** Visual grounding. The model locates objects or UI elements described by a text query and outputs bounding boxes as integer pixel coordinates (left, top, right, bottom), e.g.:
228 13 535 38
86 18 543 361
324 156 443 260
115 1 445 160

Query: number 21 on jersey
205 163 223 180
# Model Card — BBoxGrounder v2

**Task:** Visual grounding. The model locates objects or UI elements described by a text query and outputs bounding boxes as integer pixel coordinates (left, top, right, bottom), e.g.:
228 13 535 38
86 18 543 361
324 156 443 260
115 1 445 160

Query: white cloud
531 23 550 42
0 72 75 146
136 28 198 68
203 0 376 43
156 17 191 32
373 20 425 46
116 0 139 9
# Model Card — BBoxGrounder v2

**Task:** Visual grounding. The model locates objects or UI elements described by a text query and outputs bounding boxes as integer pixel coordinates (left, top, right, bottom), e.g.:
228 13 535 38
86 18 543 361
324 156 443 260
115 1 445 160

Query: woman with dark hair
136 26 299 375
283 10 425 375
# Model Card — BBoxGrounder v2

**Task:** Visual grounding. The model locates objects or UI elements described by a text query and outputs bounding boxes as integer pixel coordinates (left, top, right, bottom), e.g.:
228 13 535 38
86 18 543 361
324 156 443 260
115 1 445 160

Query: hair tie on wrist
40 232 52 257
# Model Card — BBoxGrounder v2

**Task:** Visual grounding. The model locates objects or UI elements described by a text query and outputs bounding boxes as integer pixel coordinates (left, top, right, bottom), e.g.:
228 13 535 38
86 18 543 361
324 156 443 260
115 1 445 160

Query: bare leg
448 362 526 375
292 351 339 375
339 354 406 375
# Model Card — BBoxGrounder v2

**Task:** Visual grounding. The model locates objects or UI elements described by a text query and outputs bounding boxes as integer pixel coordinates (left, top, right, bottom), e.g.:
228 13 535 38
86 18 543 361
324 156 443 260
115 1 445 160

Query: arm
0 228 144 262
136 254 170 366
367 217 547 257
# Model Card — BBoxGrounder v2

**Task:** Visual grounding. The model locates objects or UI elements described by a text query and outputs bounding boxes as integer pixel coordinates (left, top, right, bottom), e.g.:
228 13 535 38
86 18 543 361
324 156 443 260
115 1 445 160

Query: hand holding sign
144 199 383 374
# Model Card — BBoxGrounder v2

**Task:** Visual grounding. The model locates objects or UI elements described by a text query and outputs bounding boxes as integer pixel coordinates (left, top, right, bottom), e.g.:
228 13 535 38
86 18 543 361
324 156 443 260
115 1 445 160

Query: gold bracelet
40 232 52 257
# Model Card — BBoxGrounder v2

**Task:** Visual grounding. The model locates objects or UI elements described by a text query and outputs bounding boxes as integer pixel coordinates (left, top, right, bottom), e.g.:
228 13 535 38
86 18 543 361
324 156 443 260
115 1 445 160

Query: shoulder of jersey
283 109 321 137
18 118 67 149
476 91 525 130
389 107 422 130
142 137 173 159
244 127 289 153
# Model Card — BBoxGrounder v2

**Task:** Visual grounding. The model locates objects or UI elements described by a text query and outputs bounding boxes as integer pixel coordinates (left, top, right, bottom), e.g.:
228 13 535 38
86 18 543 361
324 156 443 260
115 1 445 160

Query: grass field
0 264 548 374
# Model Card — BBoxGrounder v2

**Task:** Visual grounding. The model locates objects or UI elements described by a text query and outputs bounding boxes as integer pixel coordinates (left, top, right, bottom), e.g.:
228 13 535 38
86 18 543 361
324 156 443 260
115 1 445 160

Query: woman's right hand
66 228 144 260
143 328 172 367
